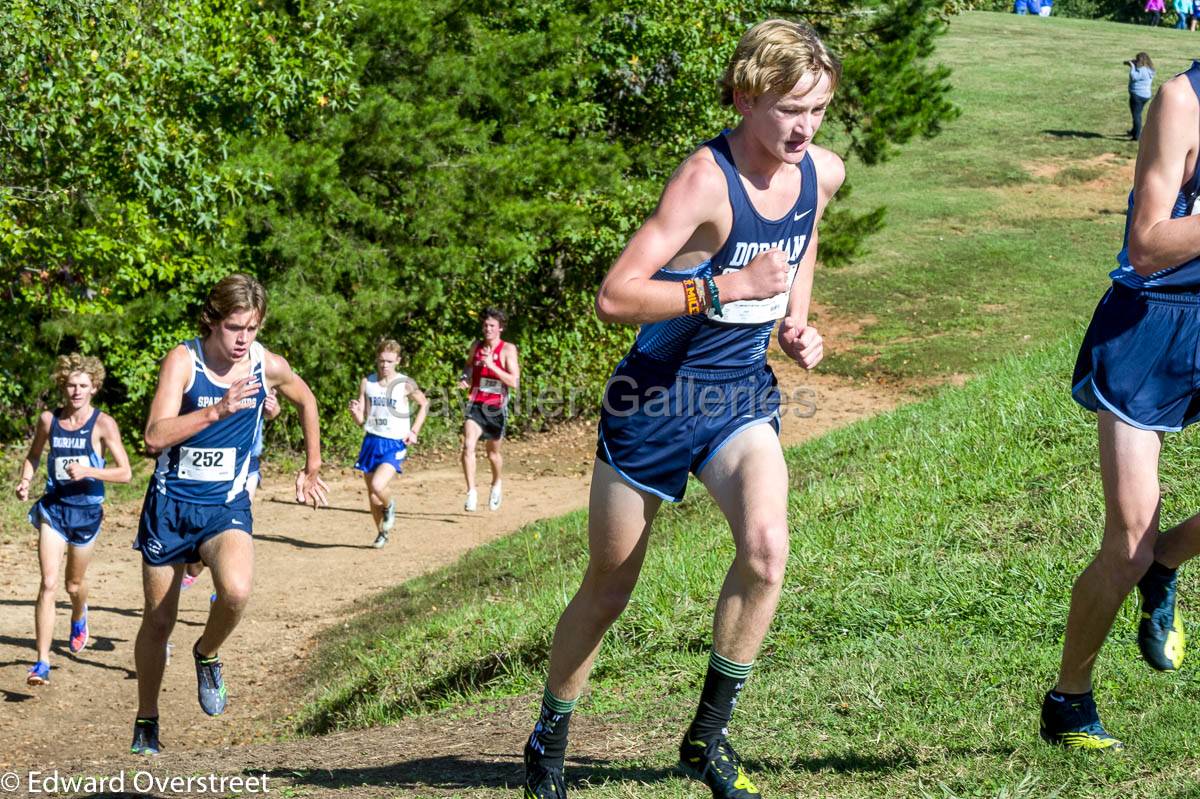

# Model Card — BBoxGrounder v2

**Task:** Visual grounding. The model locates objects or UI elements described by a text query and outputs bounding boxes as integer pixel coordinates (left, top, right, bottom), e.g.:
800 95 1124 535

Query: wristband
683 279 702 315
704 275 723 317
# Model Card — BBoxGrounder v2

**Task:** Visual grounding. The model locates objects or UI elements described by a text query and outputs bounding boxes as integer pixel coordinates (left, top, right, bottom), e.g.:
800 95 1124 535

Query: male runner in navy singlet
1043 60 1200 750
522 19 845 799
130 273 327 755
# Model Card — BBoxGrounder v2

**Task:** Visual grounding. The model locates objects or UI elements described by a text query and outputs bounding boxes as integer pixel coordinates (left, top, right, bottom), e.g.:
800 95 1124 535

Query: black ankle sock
687 650 753 743
135 716 158 725
527 687 576 767
1145 560 1177 581
1049 690 1090 701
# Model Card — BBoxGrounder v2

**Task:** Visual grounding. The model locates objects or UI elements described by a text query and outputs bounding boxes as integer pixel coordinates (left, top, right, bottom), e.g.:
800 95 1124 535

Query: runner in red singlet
458 308 519 511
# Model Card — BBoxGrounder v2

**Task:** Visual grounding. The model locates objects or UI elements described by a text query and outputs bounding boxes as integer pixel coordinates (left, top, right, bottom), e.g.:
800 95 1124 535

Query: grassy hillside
819 11 1199 381
302 338 1200 797
298 13 1200 797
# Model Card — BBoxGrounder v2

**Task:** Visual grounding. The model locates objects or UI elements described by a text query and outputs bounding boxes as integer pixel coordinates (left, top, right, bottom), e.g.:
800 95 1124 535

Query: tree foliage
2 0 957 454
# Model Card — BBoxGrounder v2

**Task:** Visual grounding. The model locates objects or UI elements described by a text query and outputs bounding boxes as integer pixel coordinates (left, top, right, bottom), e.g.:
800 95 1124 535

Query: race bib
178 447 235 482
707 261 800 325
478 377 504 395
54 456 86 481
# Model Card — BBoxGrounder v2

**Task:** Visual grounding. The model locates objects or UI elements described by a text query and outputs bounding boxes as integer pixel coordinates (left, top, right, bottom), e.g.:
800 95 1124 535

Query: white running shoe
381 498 396 532
464 489 478 512
489 481 502 511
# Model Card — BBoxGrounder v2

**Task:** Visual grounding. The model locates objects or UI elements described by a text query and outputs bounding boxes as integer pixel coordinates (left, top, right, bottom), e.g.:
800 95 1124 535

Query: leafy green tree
0 0 356 437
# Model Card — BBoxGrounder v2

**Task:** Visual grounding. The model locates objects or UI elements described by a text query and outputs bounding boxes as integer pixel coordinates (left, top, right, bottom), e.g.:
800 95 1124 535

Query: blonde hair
376 338 403 358
199 273 267 337
53 353 105 392
719 19 841 106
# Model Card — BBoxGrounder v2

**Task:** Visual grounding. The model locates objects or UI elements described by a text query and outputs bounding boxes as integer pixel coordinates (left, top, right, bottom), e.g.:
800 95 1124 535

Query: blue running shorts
29 498 103 547
1073 284 1200 431
354 433 407 474
135 485 253 566
597 352 781 502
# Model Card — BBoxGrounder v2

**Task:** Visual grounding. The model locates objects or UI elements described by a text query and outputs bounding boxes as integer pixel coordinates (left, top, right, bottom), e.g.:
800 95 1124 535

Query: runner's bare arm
265 351 328 507
779 147 845 369
348 377 368 427
405 378 429 444
596 151 791 324
15 411 52 501
144 345 259 452
458 344 476 390
1128 77 1200 273
69 413 132 483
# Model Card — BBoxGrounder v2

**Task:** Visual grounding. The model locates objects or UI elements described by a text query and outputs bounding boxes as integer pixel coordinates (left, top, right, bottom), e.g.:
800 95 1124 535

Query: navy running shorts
597 352 781 502
1073 283 1200 431
465 401 507 441
29 498 103 547
135 485 253 566
354 433 407 474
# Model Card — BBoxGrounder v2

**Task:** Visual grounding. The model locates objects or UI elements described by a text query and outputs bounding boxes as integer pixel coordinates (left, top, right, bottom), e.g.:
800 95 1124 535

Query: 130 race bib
54 456 86 481
178 447 235 482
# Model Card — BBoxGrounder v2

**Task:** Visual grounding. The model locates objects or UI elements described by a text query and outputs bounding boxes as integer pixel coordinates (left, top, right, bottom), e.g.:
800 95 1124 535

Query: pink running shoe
69 609 89 653
181 573 198 590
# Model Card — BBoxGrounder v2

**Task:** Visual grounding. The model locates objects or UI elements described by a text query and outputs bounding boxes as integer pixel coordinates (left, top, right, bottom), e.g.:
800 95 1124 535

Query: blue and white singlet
630 133 818 371
45 408 105 506
152 338 267 505
1111 62 1200 290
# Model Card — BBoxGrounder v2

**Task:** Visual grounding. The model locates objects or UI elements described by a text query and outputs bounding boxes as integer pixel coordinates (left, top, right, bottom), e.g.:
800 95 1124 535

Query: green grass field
302 339 1200 798
819 11 1199 381
297 12 1200 798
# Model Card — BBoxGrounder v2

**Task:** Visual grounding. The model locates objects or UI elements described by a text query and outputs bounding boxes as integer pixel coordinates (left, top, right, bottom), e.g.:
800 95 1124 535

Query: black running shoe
679 734 761 797
1039 691 1123 751
523 741 566 798
193 642 227 716
130 718 162 755
1138 563 1185 671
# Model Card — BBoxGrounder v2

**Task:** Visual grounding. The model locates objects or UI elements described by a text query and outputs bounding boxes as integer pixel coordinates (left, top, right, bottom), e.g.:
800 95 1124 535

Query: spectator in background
1128 52 1156 142
1175 0 1192 28
1014 0 1030 14
1146 0 1165 25
1039 0 1054 15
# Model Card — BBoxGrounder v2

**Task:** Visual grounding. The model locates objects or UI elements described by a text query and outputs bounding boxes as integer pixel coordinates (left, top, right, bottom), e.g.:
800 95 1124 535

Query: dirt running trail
0 338 906 793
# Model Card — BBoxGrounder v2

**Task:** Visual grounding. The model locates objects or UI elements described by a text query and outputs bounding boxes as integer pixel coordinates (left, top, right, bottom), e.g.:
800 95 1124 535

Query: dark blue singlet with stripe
1073 62 1200 431
598 133 818 500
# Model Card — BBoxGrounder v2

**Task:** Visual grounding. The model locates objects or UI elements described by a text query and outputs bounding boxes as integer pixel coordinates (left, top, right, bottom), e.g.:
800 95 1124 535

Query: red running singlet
469 340 509 408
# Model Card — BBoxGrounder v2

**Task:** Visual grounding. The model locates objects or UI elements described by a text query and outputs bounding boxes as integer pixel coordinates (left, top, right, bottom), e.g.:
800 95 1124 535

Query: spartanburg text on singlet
153 339 267 505
1111 61 1200 290
631 133 818 371
45 408 105 506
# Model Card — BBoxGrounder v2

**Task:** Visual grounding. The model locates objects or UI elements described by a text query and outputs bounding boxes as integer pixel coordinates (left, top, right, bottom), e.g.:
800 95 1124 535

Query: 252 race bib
177 447 235 482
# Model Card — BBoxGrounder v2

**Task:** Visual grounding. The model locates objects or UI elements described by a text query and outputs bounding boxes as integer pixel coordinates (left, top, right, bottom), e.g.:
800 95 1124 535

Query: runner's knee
39 574 59 595
735 524 789 587
1096 541 1155 588
140 607 176 642
215 580 253 612
65 578 84 598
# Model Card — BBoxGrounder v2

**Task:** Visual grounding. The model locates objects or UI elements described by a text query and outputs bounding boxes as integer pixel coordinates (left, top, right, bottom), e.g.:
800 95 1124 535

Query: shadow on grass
756 743 1017 775
1041 129 1107 139
264 755 673 792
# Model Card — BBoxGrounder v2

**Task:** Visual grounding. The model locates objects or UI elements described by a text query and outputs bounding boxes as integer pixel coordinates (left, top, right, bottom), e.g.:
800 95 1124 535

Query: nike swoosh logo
1049 693 1065 703
231 519 244 526
794 209 813 222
